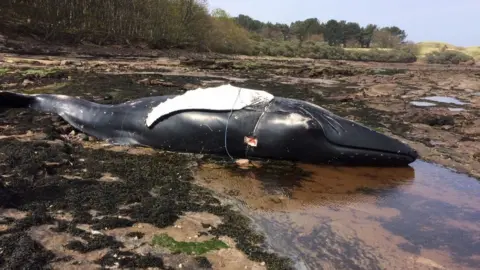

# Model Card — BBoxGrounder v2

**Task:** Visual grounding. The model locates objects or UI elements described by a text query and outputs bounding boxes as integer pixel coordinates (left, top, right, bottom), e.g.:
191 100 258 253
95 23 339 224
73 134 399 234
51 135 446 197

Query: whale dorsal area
145 84 274 127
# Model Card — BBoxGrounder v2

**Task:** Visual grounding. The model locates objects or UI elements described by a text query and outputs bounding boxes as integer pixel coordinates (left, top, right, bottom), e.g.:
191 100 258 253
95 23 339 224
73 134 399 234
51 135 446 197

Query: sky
207 0 479 47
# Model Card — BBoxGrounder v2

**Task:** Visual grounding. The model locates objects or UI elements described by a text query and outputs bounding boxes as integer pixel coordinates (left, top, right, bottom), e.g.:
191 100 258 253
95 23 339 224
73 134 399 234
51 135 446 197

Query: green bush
425 51 474 64
346 49 417 63
205 15 253 54
248 40 417 63
298 42 346 60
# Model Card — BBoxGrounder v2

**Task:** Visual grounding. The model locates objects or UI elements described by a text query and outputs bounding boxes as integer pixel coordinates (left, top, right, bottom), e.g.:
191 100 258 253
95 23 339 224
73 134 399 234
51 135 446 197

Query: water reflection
195 160 480 270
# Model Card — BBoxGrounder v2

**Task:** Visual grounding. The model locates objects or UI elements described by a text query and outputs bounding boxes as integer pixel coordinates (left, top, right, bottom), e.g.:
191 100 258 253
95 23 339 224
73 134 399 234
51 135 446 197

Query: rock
81 134 89 141
182 83 200 90
235 159 250 169
22 79 35 87
326 95 354 102
462 60 475 66
407 109 456 126
47 139 65 147
461 119 480 135
57 124 74 134
458 79 480 91
60 60 73 66
316 79 340 85
179 58 216 67
137 78 150 85
364 83 404 97
367 101 406 113
149 79 163 85
157 81 176 87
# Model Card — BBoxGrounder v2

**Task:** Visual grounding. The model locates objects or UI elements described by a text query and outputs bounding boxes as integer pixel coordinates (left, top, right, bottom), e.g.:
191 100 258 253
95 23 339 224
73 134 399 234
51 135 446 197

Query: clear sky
207 0 479 47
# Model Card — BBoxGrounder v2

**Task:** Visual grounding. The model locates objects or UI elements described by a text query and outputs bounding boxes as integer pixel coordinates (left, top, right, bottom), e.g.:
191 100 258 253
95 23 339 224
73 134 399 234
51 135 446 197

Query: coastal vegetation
0 0 476 64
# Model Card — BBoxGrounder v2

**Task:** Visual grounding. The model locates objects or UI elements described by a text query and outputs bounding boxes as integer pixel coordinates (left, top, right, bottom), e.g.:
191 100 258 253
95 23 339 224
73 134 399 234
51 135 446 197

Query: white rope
224 87 242 161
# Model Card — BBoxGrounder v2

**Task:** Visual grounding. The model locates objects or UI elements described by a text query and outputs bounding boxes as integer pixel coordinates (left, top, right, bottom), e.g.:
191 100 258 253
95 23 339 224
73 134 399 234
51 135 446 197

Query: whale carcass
0 84 418 166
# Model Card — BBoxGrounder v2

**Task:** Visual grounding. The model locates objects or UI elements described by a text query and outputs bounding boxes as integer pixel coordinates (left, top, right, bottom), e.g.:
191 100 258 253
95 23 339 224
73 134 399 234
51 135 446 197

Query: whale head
261 98 419 167
303 102 418 166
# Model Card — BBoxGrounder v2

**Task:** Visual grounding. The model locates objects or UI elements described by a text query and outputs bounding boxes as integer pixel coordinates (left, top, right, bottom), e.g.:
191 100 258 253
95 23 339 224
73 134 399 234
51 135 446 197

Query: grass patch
464 46 480 59
417 41 480 60
24 82 70 94
21 68 63 78
152 233 229 255
425 50 474 64
0 68 10 76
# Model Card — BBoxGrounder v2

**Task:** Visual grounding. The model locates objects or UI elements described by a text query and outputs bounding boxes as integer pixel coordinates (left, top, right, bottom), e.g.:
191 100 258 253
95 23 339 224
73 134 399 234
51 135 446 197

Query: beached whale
0 84 418 166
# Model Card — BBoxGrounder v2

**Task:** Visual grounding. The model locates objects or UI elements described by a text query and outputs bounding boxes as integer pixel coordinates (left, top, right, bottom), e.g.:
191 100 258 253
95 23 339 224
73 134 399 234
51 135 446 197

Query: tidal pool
195 160 480 270
421 96 468 105
410 101 437 107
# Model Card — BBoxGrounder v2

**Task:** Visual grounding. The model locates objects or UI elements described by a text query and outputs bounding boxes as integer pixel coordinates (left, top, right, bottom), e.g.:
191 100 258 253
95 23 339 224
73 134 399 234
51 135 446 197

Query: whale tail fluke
0 91 91 115
0 91 37 109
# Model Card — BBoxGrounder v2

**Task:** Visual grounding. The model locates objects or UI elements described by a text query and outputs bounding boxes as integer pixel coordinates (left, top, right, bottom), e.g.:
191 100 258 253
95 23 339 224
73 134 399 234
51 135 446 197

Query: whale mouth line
340 143 417 159
327 139 418 163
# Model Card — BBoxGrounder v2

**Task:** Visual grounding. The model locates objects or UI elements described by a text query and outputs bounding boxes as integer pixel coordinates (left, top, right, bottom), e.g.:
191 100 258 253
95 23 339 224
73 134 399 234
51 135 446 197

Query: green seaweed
0 68 9 76
367 68 407 75
21 68 61 77
24 82 70 94
152 233 229 255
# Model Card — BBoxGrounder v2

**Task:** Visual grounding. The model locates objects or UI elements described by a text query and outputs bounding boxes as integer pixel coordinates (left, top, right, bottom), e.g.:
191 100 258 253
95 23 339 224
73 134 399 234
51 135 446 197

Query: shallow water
421 96 468 105
410 101 437 107
195 160 480 270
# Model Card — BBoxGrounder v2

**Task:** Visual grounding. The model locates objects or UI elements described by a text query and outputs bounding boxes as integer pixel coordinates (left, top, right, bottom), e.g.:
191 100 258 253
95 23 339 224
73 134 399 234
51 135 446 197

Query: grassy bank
416 42 478 64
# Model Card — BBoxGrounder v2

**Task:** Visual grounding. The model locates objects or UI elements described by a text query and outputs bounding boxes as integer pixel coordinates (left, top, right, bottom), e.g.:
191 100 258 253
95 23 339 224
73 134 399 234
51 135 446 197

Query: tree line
235 15 408 49
0 0 408 49
0 0 425 63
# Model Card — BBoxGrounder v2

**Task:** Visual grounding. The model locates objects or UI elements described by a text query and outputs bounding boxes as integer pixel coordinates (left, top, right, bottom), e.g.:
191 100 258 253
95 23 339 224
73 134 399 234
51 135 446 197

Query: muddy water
195 160 480 270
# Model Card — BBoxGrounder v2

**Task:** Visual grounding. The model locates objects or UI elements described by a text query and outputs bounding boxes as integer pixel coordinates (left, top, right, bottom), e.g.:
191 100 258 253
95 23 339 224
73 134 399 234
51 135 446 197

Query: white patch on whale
271 113 310 129
145 84 274 127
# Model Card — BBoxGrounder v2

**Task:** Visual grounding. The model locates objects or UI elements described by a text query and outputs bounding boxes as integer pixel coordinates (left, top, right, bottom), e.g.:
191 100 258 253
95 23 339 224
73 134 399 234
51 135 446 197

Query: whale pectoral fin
145 84 274 127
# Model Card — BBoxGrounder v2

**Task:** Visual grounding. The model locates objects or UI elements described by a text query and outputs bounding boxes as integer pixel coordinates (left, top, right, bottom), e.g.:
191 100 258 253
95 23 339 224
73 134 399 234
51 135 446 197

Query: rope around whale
224 87 242 161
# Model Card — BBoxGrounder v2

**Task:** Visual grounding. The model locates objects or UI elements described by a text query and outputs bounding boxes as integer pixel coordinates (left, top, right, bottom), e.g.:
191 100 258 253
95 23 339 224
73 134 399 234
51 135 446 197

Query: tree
358 24 377 48
342 22 361 47
235 14 264 32
211 8 229 18
324 19 342 46
275 23 290 41
261 22 284 40
371 29 402 48
381 26 407 42
290 18 323 45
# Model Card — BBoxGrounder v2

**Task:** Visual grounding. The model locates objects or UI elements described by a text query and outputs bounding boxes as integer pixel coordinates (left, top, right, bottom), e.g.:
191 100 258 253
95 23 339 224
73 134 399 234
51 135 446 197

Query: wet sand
195 160 480 270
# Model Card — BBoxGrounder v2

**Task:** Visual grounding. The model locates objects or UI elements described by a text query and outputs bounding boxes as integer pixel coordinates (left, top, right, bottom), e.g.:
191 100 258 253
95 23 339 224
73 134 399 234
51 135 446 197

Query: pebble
22 79 34 86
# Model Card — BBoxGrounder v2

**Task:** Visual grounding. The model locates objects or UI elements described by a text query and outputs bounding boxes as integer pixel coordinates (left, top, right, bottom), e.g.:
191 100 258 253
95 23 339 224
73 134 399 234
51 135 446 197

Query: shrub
425 51 474 64
205 15 253 54
298 43 346 60
347 49 417 63
247 40 417 63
